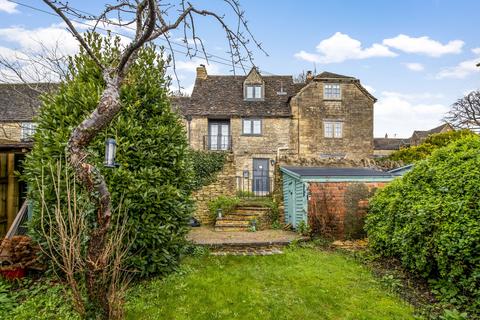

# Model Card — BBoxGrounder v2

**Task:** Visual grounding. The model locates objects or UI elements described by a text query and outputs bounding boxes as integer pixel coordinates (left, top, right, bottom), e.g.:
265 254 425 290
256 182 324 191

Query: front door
252 158 269 195
208 121 230 150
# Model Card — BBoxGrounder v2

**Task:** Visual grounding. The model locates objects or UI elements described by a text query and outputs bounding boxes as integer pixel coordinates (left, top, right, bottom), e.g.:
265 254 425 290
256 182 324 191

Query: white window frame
324 121 343 138
323 83 341 100
245 85 263 100
20 122 37 140
242 119 262 135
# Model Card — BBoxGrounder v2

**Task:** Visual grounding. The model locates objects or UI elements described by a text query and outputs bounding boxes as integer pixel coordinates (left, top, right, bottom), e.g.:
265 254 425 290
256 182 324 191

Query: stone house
0 83 50 236
373 123 454 156
174 66 376 194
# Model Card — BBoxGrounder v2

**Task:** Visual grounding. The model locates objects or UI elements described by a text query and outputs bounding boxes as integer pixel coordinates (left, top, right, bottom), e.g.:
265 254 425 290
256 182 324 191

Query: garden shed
280 166 395 238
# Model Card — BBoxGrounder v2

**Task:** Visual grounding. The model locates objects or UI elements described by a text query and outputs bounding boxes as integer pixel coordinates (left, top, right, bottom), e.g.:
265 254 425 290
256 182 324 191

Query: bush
24 35 193 277
366 136 480 316
189 150 226 190
387 129 475 163
207 196 240 220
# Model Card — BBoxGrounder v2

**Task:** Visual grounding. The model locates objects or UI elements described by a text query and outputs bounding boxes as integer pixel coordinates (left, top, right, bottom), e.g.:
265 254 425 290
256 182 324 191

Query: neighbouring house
0 84 52 237
174 66 376 195
373 123 454 156
280 166 394 236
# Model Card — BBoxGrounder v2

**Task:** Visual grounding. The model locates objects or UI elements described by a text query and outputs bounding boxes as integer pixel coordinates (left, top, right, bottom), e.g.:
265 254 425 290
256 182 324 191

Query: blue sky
0 0 479 137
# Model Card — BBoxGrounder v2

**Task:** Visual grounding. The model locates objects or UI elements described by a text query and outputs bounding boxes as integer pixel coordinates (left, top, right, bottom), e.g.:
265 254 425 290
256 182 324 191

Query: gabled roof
0 83 56 122
373 138 410 150
411 123 453 140
182 74 304 117
315 71 355 79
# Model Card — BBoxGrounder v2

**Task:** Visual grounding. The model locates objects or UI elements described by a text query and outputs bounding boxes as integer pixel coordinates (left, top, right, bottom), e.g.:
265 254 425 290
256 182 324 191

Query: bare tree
39 0 263 316
444 90 480 130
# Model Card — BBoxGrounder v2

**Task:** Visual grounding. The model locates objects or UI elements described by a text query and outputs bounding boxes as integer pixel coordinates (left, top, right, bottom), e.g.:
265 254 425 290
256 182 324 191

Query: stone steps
213 205 269 232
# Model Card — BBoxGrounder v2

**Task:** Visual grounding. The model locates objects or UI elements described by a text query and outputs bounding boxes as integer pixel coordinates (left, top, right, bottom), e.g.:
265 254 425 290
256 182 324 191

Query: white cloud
381 91 444 100
404 62 424 71
383 34 464 57
294 32 397 64
173 58 221 74
0 0 18 14
436 49 480 79
374 91 449 137
0 25 79 56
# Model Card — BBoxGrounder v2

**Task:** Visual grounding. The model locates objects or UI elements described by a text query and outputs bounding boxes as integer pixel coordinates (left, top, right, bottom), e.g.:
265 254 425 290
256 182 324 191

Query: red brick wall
308 181 387 239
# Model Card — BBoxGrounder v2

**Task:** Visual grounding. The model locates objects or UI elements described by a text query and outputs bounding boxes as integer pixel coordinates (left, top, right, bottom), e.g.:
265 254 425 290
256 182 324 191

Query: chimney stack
196 64 207 79
306 70 314 82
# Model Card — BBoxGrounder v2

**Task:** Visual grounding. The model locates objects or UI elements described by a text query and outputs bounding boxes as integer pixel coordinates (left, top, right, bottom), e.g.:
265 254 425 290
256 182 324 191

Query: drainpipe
186 115 192 145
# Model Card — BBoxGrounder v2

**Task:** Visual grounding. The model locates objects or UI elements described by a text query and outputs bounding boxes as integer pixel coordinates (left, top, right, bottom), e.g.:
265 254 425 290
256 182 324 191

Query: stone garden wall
191 154 236 224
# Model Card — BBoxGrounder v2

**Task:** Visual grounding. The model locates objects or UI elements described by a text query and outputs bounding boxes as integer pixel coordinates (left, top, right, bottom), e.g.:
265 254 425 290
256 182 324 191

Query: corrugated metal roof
281 166 393 177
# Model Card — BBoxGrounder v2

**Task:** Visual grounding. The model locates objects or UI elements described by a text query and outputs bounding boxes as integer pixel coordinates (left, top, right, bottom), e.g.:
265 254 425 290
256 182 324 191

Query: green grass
126 247 416 320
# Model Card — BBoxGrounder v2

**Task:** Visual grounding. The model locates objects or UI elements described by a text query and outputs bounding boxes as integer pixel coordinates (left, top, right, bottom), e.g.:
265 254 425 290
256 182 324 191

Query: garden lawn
126 247 415 320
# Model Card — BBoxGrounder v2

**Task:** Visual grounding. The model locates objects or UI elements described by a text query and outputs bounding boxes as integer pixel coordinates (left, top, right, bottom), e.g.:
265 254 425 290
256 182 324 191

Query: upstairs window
242 119 262 135
324 121 343 138
245 85 262 100
324 83 341 100
21 122 37 140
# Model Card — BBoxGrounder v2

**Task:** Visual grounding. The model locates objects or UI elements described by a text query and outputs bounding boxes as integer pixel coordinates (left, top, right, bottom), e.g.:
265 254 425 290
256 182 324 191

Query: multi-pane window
242 119 262 135
20 122 37 140
245 85 262 100
324 121 343 138
323 83 341 99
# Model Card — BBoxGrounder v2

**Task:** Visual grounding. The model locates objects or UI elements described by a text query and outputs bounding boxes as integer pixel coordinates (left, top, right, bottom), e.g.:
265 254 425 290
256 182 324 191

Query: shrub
387 129 475 163
189 150 226 190
24 35 193 278
207 196 240 220
366 136 480 316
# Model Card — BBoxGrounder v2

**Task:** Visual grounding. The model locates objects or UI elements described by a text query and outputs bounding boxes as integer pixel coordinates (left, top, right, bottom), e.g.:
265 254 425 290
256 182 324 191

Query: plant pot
0 267 26 280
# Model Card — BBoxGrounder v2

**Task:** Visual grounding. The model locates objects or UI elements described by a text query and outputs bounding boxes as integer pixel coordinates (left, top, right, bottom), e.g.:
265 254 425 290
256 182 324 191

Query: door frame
252 158 270 194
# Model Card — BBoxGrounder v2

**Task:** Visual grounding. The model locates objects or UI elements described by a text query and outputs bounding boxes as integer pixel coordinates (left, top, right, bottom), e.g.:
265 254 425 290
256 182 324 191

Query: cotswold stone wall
308 181 387 239
290 81 374 160
0 122 22 142
191 154 236 225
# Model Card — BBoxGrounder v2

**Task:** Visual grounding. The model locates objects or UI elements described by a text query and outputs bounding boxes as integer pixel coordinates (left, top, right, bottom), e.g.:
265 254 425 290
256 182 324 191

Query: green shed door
283 176 295 225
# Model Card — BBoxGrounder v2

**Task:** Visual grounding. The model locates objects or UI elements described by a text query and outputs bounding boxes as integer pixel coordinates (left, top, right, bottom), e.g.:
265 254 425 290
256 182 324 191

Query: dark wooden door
252 158 269 194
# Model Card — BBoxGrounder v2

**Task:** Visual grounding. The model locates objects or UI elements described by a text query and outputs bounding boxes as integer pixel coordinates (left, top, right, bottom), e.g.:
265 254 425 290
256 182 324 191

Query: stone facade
308 181 387 239
290 81 374 159
0 123 23 142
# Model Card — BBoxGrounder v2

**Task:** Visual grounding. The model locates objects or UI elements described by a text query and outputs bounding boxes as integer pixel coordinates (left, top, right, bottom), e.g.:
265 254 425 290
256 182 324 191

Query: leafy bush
207 196 240 220
189 150 226 190
387 129 475 163
366 136 480 316
0 279 80 320
24 35 193 277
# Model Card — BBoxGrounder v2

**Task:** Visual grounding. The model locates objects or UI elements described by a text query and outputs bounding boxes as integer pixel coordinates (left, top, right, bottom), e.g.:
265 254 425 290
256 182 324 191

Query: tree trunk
66 70 122 316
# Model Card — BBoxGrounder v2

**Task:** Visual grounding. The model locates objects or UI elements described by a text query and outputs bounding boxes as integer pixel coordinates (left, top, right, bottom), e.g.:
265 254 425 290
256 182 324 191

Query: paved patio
187 226 304 246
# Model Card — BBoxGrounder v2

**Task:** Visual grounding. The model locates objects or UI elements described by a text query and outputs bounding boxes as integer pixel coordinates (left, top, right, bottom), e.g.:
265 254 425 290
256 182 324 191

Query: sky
0 0 479 138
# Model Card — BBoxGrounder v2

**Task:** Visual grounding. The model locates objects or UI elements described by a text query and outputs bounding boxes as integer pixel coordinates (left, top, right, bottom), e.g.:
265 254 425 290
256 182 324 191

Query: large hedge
24 35 193 277
387 129 475 163
366 136 480 316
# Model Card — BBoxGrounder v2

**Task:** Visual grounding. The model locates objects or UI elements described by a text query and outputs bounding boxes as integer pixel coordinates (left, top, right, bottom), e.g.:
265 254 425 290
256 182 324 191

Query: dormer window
324 83 341 100
245 85 262 100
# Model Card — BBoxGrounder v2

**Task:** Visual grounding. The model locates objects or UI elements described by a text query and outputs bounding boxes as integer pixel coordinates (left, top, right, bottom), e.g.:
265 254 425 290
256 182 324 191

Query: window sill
244 98 265 102
241 134 262 137
323 98 342 101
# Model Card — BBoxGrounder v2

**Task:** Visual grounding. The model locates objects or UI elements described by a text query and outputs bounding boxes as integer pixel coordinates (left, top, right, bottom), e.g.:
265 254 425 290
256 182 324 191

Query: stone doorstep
215 220 251 227
214 225 250 232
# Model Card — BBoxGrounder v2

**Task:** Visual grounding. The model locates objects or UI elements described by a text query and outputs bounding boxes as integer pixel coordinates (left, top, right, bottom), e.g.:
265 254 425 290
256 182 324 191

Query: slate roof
315 71 355 79
0 83 56 122
411 123 452 140
373 138 410 150
180 75 304 117
282 166 393 177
